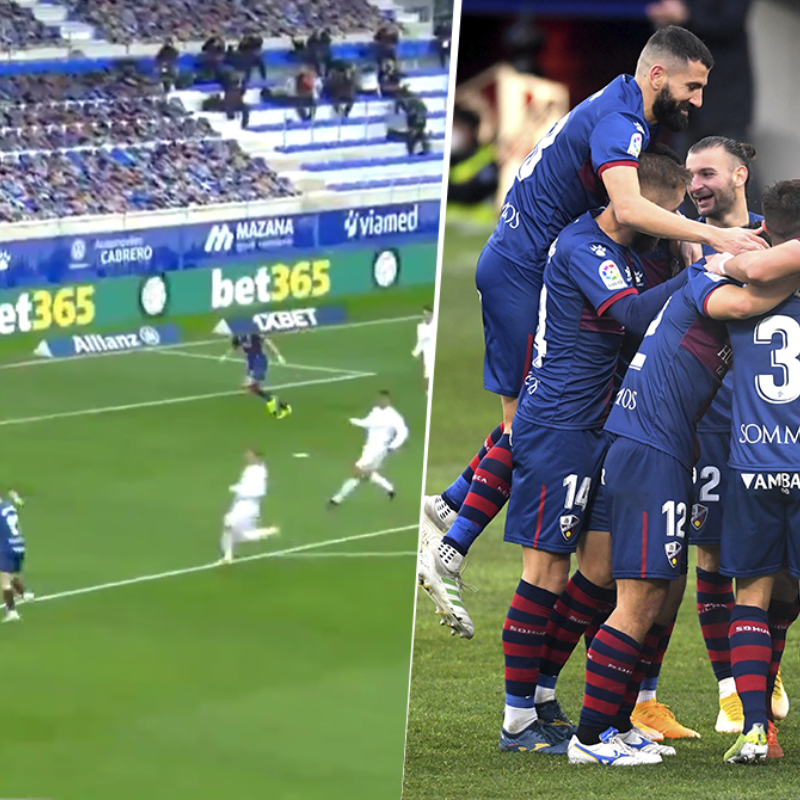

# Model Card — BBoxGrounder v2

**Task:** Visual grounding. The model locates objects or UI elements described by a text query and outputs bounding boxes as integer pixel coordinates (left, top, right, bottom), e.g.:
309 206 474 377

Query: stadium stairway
15 0 96 42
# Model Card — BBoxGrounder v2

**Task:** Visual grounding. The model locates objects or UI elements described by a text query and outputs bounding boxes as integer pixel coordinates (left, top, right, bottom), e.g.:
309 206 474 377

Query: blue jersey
728 287 800 471
0 502 24 556
487 74 654 293
605 264 733 469
516 210 645 431
697 213 763 434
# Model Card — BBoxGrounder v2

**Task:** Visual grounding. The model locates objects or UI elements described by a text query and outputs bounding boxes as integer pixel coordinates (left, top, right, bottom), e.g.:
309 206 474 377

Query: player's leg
498 424 605 752
247 358 291 419
366 452 395 498
330 462 368 506
720 473 786 763
569 438 691 765
10 573 31 602
1 568 20 621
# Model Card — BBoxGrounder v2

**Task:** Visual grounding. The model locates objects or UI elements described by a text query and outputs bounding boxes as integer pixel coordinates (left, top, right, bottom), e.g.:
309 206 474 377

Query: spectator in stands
404 94 430 156
196 33 226 83
325 62 357 118
223 78 249 130
288 67 320 122
378 58 402 97
306 29 333 77
374 22 400 65
238 32 266 85
155 37 180 92
434 19 452 68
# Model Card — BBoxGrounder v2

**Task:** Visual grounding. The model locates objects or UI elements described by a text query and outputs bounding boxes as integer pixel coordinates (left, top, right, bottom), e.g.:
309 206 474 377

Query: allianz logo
72 326 161 354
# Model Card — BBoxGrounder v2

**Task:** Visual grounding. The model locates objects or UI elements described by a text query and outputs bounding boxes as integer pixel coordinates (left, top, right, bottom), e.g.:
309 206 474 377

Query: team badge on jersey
590 244 607 258
599 260 627 290
560 514 580 542
691 503 708 531
627 132 643 157
665 540 682 568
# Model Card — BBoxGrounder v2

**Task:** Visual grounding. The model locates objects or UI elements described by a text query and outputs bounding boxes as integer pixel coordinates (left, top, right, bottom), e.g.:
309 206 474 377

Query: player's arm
412 326 423 358
705 274 800 320
388 413 409 451
601 164 767 255
221 335 241 362
263 337 286 365
706 239 800 284
349 410 375 428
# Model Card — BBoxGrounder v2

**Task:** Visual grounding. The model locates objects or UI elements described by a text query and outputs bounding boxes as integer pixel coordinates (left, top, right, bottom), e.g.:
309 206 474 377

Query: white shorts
422 353 433 380
357 446 388 472
224 500 260 537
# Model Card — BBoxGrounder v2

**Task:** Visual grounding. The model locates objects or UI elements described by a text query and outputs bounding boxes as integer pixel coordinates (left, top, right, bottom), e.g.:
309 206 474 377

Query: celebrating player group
418 24 800 766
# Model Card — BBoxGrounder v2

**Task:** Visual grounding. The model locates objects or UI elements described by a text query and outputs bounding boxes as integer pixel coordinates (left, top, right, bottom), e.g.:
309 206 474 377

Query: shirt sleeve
388 411 409 450
686 263 735 316
589 112 647 177
571 243 638 317
412 323 423 356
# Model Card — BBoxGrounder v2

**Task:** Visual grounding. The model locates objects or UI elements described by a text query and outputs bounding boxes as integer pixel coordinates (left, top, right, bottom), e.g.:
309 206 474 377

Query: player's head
761 180 800 246
686 137 755 221
422 305 433 323
245 448 263 464
637 26 713 132
378 389 392 408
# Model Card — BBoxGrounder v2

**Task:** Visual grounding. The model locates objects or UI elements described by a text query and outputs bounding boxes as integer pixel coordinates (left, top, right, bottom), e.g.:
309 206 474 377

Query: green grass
403 225 800 800
0 289 429 800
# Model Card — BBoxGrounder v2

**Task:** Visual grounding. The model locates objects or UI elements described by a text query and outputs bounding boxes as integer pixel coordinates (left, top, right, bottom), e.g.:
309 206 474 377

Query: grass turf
0 288 428 800
402 224 800 800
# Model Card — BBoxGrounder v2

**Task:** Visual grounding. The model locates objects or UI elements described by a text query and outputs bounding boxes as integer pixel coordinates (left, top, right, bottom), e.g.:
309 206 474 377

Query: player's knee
521 548 570 594
696 544 721 573
0 572 10 591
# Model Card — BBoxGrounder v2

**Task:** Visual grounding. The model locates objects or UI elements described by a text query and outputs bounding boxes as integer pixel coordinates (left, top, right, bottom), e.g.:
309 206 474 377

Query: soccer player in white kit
330 390 409 505
219 448 276 563
412 306 436 395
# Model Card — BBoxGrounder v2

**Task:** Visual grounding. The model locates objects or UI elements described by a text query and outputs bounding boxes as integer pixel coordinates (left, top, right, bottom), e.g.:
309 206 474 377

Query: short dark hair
761 180 800 244
643 25 714 70
379 389 391 397
637 152 692 197
423 305 432 312
688 136 757 187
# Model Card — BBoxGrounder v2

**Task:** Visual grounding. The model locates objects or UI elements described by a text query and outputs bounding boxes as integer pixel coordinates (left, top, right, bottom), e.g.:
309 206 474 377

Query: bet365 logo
0 286 95 336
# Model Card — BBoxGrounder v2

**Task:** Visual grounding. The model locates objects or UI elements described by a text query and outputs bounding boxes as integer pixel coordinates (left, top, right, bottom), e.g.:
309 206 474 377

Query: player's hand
704 252 735 276
707 226 769 255
678 240 703 268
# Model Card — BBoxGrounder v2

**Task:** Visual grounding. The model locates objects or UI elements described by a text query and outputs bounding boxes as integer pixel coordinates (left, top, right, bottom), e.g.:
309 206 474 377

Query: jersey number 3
754 315 800 404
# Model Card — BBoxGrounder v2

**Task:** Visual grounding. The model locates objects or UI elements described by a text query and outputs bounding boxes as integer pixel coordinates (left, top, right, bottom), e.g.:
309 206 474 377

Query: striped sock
620 623 664 727
577 625 641 743
730 605 772 732
441 423 504 512
636 617 675 703
766 598 800 716
503 580 558 718
538 572 616 693
696 567 735 684
443 431 512 556
584 605 614 650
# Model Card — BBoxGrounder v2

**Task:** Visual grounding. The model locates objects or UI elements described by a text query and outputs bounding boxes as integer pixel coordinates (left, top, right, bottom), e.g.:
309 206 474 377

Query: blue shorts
689 430 730 546
0 550 24 574
605 438 692 581
475 245 541 397
504 420 610 554
247 354 268 383
721 471 800 579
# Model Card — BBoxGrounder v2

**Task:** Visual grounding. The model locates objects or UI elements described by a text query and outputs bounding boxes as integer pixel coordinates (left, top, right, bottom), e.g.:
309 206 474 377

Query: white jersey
350 406 409 453
225 461 267 535
413 319 435 359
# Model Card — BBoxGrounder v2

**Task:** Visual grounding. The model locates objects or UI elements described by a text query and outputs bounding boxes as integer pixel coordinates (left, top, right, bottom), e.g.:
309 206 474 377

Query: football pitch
0 291 427 800
403 226 800 800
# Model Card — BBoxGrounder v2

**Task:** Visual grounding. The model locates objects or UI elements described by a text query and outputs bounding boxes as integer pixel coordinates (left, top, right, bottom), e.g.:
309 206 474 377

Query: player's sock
249 384 272 401
369 472 394 494
441 431 512 556
730 605 772 733
440 423 504 512
502 580 557 733
766 598 800 712
584 605 614 650
536 571 616 703
11 577 25 597
577 624 641 744
332 477 361 504
618 623 664 729
696 567 736 689
2 588 16 612
635 617 675 703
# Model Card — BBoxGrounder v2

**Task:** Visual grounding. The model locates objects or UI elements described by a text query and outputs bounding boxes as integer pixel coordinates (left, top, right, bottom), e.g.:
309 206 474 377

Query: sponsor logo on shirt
500 202 520 229
740 472 800 493
627 132 643 157
599 260 627 290
589 244 607 258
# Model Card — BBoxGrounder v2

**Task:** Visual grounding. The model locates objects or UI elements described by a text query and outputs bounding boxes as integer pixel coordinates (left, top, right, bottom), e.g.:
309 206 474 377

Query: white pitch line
0 370 376 427
32 524 417 604
156 348 366 376
0 314 420 372
281 551 416 559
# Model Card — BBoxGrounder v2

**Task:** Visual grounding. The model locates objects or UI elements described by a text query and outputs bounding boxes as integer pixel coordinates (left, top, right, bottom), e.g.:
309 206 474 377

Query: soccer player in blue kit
0 491 30 623
702 181 800 763
229 333 292 419
418 25 767 638
497 152 693 755
566 184 800 766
